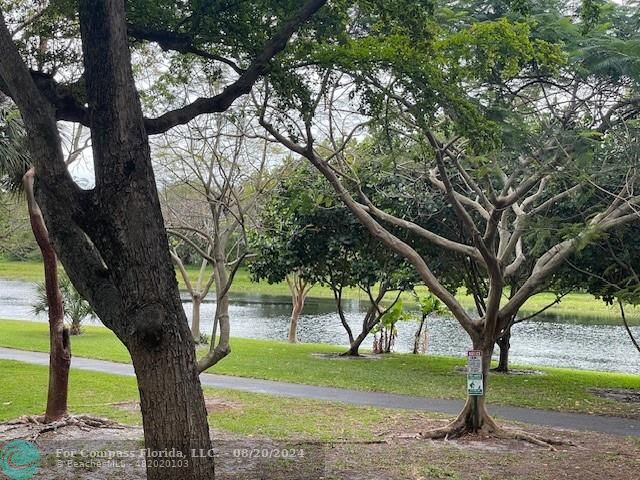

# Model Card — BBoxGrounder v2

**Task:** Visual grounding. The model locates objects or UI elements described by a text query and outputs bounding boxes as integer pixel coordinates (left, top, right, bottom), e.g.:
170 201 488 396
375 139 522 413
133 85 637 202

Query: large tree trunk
75 2 216 478
423 337 498 438
130 312 214 480
24 169 70 423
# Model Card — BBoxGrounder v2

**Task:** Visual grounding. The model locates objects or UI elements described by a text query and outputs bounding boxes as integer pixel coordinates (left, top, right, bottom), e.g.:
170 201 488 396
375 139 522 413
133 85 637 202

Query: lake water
1 279 639 374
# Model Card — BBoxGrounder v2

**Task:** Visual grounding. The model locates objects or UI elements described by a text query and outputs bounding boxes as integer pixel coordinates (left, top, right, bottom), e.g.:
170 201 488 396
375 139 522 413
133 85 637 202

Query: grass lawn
0 319 638 418
0 359 140 424
0 359 398 441
0 259 635 324
0 260 47 283
3 360 639 480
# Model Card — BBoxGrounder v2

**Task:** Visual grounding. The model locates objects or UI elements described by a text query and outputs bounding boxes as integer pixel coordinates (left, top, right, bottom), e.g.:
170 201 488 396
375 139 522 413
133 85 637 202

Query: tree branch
127 24 244 74
143 0 327 134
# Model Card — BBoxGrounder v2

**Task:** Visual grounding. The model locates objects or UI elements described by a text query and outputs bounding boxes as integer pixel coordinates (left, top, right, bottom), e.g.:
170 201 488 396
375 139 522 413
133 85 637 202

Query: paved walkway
1 347 638 437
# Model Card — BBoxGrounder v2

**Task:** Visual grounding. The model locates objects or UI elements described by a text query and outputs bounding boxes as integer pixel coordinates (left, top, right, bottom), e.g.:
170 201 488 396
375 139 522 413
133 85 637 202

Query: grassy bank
0 319 638 418
0 259 635 324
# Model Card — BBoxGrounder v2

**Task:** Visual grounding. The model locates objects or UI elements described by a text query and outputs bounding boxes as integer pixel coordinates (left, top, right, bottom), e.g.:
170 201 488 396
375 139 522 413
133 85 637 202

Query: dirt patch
491 368 546 376
0 421 142 442
113 397 241 413
311 352 383 360
455 366 545 376
589 388 640 403
1 414 638 480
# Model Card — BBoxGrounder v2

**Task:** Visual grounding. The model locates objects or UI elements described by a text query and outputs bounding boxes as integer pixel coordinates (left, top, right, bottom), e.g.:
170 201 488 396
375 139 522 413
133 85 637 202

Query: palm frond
0 99 30 194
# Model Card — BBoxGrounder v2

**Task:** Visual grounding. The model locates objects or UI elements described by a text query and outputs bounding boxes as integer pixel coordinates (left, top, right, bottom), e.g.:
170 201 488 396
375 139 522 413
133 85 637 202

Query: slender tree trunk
198 258 231 372
413 315 426 354
420 331 500 440
288 299 303 343
192 294 202 341
343 329 370 356
24 169 70 423
384 328 391 353
286 274 308 343
494 328 511 373
342 304 381 356
333 288 355 345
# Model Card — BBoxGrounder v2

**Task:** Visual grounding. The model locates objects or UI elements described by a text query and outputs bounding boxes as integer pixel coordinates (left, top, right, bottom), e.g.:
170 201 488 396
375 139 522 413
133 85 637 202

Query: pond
1 279 639 374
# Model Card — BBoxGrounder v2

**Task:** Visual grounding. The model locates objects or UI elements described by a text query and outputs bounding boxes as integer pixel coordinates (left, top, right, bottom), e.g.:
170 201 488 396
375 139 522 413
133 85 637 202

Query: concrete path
1 347 638 437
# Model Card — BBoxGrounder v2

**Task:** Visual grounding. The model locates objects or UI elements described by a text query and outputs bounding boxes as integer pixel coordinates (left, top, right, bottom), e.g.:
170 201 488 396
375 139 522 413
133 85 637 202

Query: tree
372 299 410 354
248 180 315 344
559 222 640 355
251 160 417 354
257 0 640 443
0 98 71 422
412 292 446 355
158 98 272 368
0 1 330 478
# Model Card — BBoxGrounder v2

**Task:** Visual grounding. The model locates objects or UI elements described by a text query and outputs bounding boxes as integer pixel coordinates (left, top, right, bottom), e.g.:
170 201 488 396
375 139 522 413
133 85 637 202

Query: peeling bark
286 273 310 343
288 300 303 343
24 169 70 423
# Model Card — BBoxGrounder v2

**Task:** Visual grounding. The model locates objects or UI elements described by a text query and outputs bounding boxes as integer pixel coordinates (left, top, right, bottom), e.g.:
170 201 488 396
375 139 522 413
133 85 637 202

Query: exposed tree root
416 414 497 441
2 414 123 440
492 427 572 450
413 414 571 450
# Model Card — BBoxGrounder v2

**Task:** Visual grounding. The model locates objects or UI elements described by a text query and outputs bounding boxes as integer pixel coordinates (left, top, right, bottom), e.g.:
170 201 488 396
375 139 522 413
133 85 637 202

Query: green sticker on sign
467 373 483 396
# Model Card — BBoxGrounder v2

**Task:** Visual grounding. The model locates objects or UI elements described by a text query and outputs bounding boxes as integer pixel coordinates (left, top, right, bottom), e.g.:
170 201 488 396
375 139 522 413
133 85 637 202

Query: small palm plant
372 300 410 354
33 274 96 335
413 291 447 354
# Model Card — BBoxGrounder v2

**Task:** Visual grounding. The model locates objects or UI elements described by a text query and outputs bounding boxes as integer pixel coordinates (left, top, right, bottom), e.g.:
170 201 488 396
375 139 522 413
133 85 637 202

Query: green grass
209 389 392 440
0 359 396 441
0 319 638 418
1 259 637 324
0 359 140 424
0 260 46 283
0 318 131 363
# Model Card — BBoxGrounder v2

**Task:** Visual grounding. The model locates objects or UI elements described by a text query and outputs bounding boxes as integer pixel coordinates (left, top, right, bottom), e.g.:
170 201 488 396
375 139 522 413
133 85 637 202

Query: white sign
467 373 483 396
467 350 482 374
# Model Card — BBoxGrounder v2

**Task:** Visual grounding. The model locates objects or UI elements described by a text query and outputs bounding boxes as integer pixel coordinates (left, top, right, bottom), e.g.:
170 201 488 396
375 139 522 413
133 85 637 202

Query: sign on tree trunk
467 350 483 396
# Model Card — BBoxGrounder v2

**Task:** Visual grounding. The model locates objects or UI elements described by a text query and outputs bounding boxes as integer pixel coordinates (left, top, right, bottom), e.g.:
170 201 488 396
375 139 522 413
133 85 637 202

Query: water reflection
1 279 638 374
